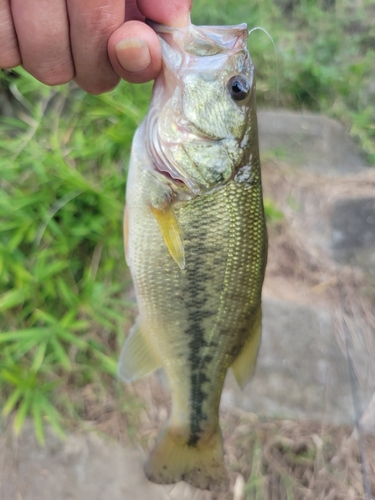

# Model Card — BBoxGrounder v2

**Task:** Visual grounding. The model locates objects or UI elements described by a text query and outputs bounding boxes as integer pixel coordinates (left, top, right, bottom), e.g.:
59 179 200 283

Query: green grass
244 439 266 499
192 0 375 163
0 69 151 441
1 0 375 442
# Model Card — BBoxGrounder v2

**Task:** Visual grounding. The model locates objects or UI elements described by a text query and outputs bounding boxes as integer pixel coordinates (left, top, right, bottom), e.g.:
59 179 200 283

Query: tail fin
144 425 229 492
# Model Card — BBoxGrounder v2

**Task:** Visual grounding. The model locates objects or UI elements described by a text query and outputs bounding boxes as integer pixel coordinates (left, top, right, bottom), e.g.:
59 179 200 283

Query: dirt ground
88 156 375 499
60 371 375 500
2 150 375 499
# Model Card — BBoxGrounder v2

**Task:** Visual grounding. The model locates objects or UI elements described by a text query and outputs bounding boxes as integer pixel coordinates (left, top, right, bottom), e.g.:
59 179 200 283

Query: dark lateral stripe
182 214 220 446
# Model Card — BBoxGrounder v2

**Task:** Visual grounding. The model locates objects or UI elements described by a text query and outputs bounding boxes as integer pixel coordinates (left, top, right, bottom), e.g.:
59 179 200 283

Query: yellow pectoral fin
231 307 262 389
150 204 185 270
118 318 162 383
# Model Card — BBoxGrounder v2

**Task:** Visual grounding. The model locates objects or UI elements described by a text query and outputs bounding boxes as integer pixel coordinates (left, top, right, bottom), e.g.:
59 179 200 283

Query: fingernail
115 38 151 73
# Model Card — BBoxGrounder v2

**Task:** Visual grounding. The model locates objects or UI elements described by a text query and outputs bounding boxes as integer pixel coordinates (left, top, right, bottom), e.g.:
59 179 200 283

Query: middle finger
67 0 125 94
11 0 73 85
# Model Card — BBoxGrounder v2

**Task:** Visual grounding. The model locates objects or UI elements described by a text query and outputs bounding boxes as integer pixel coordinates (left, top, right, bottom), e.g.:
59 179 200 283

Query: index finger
136 0 192 27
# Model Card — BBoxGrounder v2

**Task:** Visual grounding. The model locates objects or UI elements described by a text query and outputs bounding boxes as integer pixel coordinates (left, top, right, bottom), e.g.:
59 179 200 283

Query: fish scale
120 21 267 491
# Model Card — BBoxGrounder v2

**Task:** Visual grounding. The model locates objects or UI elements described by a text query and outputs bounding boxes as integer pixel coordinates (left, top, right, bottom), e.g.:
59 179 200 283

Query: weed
192 0 375 163
0 68 151 439
244 438 266 499
264 198 284 221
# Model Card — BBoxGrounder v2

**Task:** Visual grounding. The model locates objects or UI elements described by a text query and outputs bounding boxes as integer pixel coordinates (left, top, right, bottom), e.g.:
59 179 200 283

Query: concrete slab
0 424 224 500
221 297 371 426
329 197 375 277
0 425 166 500
257 110 369 175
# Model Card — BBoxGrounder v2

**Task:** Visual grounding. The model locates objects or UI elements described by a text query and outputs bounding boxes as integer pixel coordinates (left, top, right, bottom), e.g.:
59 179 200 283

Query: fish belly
126 149 266 446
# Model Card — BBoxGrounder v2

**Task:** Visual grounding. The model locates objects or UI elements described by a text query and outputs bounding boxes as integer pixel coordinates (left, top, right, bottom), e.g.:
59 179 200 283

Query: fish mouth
146 113 214 194
145 112 185 184
149 124 194 189
146 102 239 193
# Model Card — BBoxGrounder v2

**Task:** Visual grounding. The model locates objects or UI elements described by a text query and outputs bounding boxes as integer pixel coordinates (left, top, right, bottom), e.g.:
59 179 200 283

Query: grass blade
0 289 28 312
32 396 45 445
14 392 32 435
38 395 65 440
2 388 22 416
31 340 48 372
49 336 71 370
0 328 50 343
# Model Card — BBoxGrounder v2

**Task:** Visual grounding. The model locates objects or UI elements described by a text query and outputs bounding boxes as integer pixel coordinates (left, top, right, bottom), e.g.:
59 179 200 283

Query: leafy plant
0 68 151 438
192 0 375 163
264 198 284 221
244 439 266 500
1 366 63 445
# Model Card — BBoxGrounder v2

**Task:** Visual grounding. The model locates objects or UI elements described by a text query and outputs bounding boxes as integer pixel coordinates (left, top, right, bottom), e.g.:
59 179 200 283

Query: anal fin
231 307 262 389
150 204 185 270
118 318 162 383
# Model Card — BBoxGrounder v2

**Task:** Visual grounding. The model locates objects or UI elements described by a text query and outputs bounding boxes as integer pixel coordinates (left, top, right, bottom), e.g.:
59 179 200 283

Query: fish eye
227 75 250 101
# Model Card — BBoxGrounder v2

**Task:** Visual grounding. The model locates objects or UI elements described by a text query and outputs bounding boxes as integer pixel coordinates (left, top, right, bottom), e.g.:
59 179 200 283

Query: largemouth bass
120 21 267 492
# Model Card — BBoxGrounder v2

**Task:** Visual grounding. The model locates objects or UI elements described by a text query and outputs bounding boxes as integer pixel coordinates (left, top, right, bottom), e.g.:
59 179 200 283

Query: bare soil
2 159 375 499
85 158 375 499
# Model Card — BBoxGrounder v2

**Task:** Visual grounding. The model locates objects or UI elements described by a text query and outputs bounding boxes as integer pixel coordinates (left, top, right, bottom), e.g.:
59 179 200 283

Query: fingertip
108 21 161 84
74 74 120 95
0 53 22 70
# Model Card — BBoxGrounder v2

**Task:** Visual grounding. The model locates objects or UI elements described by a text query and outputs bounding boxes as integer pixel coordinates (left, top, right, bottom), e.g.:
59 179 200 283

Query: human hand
0 0 191 94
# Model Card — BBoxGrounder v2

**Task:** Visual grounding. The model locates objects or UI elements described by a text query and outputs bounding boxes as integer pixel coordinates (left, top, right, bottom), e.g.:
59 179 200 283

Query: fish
119 21 267 492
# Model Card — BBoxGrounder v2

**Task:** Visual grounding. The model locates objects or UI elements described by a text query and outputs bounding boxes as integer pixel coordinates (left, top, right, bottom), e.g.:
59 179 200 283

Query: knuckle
80 6 121 39
31 60 74 86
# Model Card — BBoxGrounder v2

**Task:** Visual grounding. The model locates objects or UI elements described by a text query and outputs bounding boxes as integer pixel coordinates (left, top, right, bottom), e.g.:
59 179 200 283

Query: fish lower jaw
152 162 187 187
151 158 201 195
146 121 196 191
